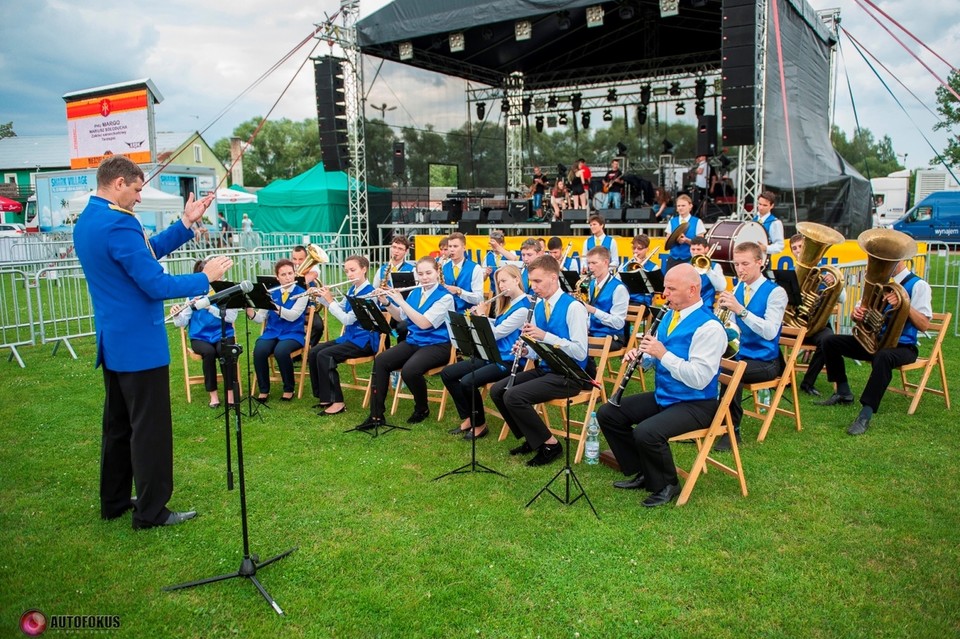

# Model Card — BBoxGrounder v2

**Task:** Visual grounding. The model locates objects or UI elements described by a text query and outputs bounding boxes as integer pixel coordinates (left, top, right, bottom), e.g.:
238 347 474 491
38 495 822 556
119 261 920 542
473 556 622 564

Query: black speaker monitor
487 209 518 225
624 207 653 223
564 209 589 223
697 115 718 157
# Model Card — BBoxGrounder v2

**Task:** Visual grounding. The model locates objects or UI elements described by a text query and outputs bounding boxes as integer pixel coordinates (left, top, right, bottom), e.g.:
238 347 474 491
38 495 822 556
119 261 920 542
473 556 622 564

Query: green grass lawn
2 312 959 638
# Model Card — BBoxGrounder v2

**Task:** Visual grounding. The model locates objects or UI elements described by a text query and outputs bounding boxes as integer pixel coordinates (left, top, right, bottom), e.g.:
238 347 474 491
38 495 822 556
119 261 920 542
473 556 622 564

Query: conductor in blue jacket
74 155 232 530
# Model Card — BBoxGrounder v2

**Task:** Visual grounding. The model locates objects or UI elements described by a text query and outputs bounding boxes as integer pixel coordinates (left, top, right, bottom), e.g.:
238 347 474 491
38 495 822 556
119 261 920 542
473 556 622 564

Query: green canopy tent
251 163 391 234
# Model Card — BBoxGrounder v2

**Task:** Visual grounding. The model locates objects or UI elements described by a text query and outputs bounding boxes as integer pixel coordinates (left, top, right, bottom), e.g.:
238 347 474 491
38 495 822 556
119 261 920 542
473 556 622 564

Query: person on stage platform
714 241 787 451
601 159 625 210
582 213 619 270
583 246 629 353
597 264 726 507
664 194 705 272
170 258 239 409
571 159 591 210
753 190 785 257
373 235 415 290
307 256 379 416
689 236 727 312
440 265 531 440
357 257 455 428
653 187 674 222
547 236 580 273
815 260 931 435
529 166 548 220
441 232 484 313
74 154 232 530
693 155 710 209
490 255 589 467
248 259 309 402
551 175 569 220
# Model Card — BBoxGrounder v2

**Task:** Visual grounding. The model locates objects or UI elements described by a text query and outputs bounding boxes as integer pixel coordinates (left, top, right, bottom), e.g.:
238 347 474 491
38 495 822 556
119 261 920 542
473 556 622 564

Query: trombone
692 243 719 275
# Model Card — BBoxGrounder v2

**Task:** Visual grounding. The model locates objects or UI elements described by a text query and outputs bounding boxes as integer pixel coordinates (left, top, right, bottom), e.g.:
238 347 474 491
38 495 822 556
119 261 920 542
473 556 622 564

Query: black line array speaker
721 0 758 147
393 142 405 176
314 56 350 172
564 209 589 223
697 115 718 157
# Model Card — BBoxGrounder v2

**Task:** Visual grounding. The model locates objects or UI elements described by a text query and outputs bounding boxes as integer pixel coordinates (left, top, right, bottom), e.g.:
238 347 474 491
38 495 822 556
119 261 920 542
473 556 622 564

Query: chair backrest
777 325 807 369
588 335 613 386
718 358 748 400
623 304 647 351
921 312 951 356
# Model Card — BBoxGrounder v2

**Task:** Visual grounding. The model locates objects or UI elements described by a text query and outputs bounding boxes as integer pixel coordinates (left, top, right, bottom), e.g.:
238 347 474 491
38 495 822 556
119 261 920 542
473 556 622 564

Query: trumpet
559 241 573 267
716 291 742 359
355 284 425 299
624 246 661 272
608 306 667 406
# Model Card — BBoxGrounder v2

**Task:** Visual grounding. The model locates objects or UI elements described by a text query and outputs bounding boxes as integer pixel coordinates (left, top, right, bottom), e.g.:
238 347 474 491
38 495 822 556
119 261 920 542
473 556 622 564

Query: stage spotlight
662 139 674 154
675 102 686 116
616 142 628 156
481 27 494 41
548 95 558 109
695 78 707 101
476 102 486 121
607 88 618 102
501 98 510 114
398 41 414 61
581 111 591 128
619 2 635 20
669 81 681 96
546 115 557 128
571 92 582 111
449 32 465 53
640 84 652 106
659 0 679 18
586 5 605 27
535 116 544 132
695 100 706 117
515 20 532 41
558 113 569 126
522 96 532 116
602 109 613 122
556 10 572 31
636 105 648 125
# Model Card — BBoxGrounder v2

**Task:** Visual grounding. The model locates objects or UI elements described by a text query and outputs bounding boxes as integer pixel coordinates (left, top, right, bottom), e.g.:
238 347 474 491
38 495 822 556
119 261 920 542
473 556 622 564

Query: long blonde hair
493 264 524 316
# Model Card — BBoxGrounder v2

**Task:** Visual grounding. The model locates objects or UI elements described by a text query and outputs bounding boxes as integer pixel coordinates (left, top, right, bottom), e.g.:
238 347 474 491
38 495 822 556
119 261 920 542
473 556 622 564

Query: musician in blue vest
816 260 932 435
484 230 509 295
664 194 706 272
516 238 542 295
307 256 379 416
620 234 660 309
441 232 484 313
358 257 455 427
582 214 619 270
248 259 309 402
715 241 788 450
583 246 629 352
547 236 580 273
290 245 325 347
171 259 240 409
753 190 785 258
597 264 727 507
373 235 415 290
75 155 231 529
689 236 727 312
441 265 531 440
490 255 589 467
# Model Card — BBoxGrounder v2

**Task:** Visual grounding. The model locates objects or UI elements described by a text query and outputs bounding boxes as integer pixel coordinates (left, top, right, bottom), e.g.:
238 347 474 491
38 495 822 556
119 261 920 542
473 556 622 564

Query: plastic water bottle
758 389 771 414
585 412 601 465
390 370 401 389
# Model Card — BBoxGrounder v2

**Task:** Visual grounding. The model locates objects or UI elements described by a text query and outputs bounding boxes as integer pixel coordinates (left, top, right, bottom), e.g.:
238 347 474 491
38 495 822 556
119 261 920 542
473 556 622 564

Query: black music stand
620 269 664 299
771 269 803 308
389 271 416 298
165 285 296 616
344 295 408 437
560 270 580 294
238 282 279 417
433 312 507 481
521 337 599 519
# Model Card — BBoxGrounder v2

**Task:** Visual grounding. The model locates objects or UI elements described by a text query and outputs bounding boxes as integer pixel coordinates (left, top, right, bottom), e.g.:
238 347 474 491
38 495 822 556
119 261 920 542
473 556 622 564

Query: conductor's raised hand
202 255 232 282
182 191 216 227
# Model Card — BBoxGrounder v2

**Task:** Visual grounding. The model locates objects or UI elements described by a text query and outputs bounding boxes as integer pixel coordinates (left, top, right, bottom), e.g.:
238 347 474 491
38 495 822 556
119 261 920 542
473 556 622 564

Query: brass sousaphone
852 228 917 354
783 222 845 335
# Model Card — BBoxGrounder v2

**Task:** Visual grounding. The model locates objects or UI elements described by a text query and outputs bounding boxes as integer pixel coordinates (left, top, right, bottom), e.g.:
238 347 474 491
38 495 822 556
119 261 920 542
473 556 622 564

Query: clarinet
504 294 538 390
608 306 667 407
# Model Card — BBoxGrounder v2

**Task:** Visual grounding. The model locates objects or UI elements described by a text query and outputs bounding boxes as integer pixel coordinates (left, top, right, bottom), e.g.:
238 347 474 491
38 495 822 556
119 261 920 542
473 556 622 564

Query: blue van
892 191 960 241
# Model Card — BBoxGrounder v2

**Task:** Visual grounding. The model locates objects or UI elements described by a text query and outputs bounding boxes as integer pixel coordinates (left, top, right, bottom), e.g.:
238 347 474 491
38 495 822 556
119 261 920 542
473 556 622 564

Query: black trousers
728 358 782 433
821 334 918 412
307 339 373 403
369 341 451 419
800 324 833 388
101 366 174 526
253 338 302 394
190 337 238 392
440 359 510 428
490 368 583 450
597 393 718 492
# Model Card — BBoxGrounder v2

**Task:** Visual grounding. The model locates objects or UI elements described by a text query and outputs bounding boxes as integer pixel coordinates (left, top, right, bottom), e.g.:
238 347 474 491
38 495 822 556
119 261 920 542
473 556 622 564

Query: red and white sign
66 89 151 169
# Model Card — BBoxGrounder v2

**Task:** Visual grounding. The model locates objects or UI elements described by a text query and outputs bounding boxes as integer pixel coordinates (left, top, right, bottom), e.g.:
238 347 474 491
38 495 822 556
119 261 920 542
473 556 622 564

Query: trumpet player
816 260 931 435
596 264 726 507
547 236 580 273
689 236 727 312
373 235 415 290
620 235 660 308
290 245 325 347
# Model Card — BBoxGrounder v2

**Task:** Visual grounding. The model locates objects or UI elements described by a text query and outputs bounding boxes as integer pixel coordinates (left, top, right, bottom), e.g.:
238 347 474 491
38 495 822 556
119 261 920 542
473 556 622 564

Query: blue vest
889 272 921 346
443 259 479 313
405 285 452 347
753 213 777 242
263 285 306 345
668 216 700 261
700 268 716 311
588 276 626 339
734 279 781 361
521 269 533 294
622 261 658 306
562 256 579 272
655 307 722 407
586 234 614 254
494 297 532 363
188 302 235 343
337 283 379 352
533 293 588 370
485 252 502 293
378 260 414 286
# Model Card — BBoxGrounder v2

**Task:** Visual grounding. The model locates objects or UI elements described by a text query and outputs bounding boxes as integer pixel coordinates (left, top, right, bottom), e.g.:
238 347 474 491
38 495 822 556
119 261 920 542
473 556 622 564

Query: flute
607 306 667 407
354 284 425 299
289 279 355 300
504 293 538 389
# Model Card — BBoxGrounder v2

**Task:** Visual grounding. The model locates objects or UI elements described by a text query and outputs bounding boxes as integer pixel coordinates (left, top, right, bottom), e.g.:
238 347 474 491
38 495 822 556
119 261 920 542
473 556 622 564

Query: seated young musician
490 255 589 467
518 238 542 294
248 258 309 402
621 234 660 309
307 256 378 416
357 257 455 428
484 230 509 295
170 258 239 409
597 264 727 507
440 265 531 440
714 241 787 450
689 236 727 312
551 176 569 220
547 236 580 273
442 232 484 313
290 245 325 346
664 194 705 272
582 213 619 270
582 246 629 352
373 235 415 290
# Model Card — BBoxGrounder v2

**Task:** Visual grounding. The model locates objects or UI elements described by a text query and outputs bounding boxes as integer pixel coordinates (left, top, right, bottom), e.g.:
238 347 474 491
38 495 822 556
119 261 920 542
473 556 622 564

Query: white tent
68 185 185 216
214 187 257 204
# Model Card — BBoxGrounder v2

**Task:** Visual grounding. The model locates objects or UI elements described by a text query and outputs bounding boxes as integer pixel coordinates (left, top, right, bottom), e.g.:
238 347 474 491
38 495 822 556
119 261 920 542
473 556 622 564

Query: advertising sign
66 89 152 169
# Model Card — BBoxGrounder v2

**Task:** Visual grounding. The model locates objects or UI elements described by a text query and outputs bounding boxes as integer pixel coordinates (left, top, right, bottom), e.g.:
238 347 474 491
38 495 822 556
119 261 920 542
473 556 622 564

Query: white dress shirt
706 263 727 295
737 278 788 340
589 274 630 331
449 258 485 307
399 284 455 328
757 213 785 256
172 303 239 329
492 296 530 339
644 300 727 391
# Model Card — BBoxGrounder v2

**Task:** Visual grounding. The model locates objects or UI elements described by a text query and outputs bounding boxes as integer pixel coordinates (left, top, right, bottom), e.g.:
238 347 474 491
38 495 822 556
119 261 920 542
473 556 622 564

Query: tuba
295 243 330 278
852 229 917 354
783 222 845 335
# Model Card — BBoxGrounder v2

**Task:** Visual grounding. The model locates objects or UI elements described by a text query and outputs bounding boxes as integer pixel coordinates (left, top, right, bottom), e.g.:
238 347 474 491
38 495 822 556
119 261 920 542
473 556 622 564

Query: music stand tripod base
344 417 409 438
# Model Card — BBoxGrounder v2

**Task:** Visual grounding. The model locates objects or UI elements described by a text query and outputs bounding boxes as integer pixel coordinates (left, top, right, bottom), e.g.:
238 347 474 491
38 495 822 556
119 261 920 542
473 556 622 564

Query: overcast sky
0 0 955 173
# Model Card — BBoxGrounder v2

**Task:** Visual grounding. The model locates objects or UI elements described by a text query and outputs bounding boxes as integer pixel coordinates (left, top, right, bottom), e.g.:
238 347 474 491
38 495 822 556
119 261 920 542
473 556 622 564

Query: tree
363 118 399 188
0 122 15 139
831 125 904 178
212 118 320 187
933 69 960 167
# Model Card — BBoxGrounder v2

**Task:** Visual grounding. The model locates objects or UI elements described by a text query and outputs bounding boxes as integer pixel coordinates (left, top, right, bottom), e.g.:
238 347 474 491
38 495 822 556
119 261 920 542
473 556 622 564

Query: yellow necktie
667 311 680 335
281 290 289 304
544 300 551 321
744 286 751 307
454 265 461 280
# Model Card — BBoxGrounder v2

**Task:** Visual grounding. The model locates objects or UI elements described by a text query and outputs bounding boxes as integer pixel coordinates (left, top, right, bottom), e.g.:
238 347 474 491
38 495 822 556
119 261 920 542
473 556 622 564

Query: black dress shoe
799 383 821 397
463 426 488 441
526 442 563 467
509 441 533 456
448 425 470 435
816 393 854 406
406 408 430 424
712 433 742 453
642 483 680 507
847 415 871 436
613 473 647 490
132 510 197 530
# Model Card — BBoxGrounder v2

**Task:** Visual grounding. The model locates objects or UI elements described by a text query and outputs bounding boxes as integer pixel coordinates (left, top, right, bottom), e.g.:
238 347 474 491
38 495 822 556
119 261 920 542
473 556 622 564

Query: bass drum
706 220 768 276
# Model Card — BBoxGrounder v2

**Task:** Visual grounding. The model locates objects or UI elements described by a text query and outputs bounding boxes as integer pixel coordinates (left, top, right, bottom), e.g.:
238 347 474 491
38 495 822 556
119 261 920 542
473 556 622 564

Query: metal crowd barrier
924 242 960 336
0 268 36 367
33 264 95 359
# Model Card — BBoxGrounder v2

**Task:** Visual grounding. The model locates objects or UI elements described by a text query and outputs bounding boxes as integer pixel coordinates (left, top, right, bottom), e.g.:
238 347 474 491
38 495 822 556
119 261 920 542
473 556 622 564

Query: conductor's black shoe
642 484 680 508
712 433 742 453
526 442 563 467
846 416 871 436
406 408 430 424
132 510 197 530
816 393 854 406
509 441 533 456
613 473 647 490
799 383 821 397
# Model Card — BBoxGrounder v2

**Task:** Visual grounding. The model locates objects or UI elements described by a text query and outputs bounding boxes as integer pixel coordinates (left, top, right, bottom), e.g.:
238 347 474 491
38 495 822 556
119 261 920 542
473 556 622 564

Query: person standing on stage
582 213 619 270
597 264 726 507
689 236 727 312
571 158 591 210
602 159 625 210
75 155 231 529
693 155 710 209
373 235 415 290
664 194 705 272
441 265 531 440
529 166 548 220
442 232 484 313
753 190 785 257
490 255 589 467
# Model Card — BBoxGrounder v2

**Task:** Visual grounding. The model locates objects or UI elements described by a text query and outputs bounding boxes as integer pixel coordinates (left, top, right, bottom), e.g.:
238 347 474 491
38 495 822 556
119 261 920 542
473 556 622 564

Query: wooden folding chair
252 306 315 399
888 311 952 415
795 303 842 373
603 304 647 400
179 327 241 403
669 358 748 506
341 333 388 409
389 344 457 420
741 325 807 442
